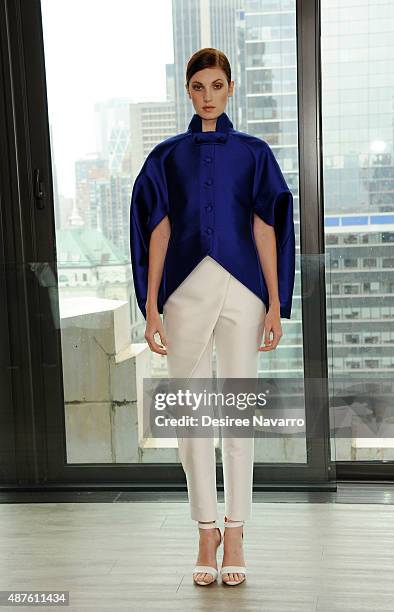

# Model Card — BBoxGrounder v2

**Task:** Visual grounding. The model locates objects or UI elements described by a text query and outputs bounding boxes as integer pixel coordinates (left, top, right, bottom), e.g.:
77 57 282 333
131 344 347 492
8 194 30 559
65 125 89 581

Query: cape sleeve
252 142 296 319
129 152 169 320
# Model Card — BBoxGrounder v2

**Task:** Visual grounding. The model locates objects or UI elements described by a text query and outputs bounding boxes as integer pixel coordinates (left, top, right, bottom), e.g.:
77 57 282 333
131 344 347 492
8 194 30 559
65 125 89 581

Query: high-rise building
172 0 244 131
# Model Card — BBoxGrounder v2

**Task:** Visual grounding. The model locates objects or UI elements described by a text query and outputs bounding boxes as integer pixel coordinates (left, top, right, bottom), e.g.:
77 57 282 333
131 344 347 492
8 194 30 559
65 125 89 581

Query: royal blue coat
130 111 295 320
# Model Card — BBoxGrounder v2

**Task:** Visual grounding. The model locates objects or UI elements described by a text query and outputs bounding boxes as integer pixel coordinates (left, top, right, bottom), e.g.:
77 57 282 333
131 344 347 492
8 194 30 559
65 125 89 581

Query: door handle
34 168 45 209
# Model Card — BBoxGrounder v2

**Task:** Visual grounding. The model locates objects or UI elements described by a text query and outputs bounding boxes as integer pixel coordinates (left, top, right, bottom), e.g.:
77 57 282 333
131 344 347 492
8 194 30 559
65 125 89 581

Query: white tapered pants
163 256 266 523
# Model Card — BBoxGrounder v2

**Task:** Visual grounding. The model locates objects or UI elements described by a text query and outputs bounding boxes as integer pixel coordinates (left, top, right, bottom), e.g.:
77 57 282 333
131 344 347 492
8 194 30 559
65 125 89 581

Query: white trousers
163 256 266 523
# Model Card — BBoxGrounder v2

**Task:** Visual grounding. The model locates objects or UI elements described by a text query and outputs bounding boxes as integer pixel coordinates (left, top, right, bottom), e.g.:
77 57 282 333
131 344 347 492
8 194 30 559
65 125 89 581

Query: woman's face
186 67 234 121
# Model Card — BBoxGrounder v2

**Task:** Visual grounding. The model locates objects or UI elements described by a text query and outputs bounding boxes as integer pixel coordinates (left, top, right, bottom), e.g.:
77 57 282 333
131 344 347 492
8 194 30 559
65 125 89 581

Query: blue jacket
130 111 295 320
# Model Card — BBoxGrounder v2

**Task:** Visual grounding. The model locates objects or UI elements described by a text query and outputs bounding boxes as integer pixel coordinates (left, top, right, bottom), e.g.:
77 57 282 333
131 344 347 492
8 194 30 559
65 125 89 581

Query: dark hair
185 48 231 88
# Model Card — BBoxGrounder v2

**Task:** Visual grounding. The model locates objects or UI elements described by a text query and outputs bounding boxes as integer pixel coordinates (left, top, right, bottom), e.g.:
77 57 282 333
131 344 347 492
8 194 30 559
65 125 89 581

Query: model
130 47 295 587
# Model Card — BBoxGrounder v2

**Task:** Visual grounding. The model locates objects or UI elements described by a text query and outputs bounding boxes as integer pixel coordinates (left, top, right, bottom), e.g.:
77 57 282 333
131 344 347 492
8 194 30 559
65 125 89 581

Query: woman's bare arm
144 215 171 355
253 213 283 350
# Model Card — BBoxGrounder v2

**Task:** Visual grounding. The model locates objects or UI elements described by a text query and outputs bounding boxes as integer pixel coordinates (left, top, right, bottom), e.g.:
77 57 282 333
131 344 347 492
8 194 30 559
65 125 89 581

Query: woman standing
130 48 295 587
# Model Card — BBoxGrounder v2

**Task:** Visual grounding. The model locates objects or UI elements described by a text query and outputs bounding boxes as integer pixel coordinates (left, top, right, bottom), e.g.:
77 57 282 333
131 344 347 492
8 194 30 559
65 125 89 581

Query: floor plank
0 499 393 610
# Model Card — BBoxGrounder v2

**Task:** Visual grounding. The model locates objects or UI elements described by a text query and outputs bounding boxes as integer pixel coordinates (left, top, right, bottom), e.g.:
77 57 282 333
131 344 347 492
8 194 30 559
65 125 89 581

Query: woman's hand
259 301 282 351
145 306 168 355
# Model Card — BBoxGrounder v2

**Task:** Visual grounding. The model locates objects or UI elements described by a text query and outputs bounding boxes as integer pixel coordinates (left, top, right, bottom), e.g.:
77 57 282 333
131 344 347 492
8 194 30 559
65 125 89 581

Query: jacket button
205 179 213 186
204 156 212 163
206 227 213 235
205 205 213 212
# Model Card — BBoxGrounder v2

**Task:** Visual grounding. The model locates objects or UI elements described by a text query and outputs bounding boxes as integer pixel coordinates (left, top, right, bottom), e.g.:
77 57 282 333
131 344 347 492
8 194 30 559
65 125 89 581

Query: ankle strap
224 519 244 528
198 520 217 529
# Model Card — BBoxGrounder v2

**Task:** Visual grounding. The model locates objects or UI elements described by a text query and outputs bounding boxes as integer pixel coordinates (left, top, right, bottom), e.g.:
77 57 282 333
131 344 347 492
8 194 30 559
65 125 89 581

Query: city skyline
41 0 174 199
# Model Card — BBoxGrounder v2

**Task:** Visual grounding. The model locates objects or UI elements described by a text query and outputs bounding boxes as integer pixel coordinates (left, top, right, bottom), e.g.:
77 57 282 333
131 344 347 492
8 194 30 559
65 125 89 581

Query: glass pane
322 0 394 461
243 0 305 464
41 0 306 465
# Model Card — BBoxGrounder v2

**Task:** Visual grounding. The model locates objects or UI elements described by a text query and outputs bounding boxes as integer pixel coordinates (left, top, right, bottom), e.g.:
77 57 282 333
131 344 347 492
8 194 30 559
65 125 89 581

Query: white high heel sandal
193 520 222 586
220 516 246 586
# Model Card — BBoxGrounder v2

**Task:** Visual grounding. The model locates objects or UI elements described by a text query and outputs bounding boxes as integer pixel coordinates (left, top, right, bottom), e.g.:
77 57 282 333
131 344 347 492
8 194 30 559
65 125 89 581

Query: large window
41 0 306 466
322 0 394 461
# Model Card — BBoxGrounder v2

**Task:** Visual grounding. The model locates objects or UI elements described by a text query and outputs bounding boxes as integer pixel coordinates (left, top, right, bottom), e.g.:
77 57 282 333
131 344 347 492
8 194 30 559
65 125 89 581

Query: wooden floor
1 493 394 611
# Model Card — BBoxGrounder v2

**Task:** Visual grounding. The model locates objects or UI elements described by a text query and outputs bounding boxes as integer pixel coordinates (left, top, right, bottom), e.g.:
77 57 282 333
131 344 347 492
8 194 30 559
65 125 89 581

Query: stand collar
187 111 233 144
